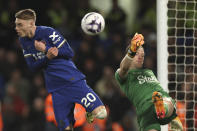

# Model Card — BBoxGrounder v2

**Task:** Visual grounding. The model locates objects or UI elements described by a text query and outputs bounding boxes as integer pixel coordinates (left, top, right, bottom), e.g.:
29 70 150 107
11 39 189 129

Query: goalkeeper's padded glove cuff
127 49 136 58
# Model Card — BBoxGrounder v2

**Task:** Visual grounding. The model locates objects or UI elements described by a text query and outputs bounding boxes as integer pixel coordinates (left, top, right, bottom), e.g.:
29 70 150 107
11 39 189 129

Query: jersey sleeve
23 49 49 72
45 27 74 59
115 69 127 85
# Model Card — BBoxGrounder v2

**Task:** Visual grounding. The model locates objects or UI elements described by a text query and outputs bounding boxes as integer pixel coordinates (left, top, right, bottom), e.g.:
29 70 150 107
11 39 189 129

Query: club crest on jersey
49 31 61 44
137 75 158 84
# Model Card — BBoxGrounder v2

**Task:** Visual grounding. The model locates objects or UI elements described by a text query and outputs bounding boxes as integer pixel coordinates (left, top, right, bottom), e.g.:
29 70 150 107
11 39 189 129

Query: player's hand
169 117 183 131
130 33 144 52
46 47 58 59
127 33 144 58
34 40 46 52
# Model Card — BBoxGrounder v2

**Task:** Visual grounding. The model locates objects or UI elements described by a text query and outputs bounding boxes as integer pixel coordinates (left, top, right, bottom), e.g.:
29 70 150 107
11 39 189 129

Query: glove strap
127 49 136 58
126 54 134 60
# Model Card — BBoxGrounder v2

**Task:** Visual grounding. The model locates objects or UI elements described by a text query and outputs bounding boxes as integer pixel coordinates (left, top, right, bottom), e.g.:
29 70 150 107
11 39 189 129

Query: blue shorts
51 80 104 130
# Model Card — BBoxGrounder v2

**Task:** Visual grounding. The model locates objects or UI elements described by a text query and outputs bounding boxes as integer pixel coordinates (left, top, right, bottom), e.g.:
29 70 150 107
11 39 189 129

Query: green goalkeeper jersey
115 68 166 116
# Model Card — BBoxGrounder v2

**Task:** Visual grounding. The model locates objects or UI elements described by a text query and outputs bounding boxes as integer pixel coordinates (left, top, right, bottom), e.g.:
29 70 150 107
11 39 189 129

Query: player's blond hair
15 9 36 21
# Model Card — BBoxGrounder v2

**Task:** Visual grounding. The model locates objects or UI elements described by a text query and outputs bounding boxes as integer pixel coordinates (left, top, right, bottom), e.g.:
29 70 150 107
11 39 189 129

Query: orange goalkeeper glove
127 33 144 57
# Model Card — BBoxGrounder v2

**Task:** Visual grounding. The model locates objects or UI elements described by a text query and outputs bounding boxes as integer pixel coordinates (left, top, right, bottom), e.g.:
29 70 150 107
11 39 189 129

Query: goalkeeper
115 33 183 131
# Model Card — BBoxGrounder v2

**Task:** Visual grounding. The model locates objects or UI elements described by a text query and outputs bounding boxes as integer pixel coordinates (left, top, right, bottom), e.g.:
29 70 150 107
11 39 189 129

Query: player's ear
30 20 35 26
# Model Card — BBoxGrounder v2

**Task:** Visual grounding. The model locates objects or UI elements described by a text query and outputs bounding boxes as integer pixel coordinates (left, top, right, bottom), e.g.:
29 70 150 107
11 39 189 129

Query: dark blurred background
0 0 157 130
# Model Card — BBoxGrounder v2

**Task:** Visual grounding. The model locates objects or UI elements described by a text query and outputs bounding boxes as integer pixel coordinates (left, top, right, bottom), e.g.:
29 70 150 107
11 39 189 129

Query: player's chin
18 33 25 37
137 63 143 68
17 32 22 37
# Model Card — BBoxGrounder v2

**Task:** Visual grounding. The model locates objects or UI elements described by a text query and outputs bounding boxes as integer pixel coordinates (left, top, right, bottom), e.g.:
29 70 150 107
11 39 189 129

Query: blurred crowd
0 0 157 131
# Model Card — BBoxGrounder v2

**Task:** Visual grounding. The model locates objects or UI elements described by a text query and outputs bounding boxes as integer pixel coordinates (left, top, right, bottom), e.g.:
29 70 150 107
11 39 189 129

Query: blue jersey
19 26 85 92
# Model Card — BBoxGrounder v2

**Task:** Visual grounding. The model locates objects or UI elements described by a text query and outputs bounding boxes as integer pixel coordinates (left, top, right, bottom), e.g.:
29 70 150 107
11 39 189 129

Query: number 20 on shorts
81 93 96 108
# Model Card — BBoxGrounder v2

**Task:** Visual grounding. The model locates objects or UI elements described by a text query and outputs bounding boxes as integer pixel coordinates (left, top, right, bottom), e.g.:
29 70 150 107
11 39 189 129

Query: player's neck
129 66 142 70
129 65 137 70
28 25 36 38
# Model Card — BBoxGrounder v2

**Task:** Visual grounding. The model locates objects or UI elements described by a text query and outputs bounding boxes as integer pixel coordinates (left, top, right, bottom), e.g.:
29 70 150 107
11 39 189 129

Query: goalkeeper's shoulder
115 69 127 84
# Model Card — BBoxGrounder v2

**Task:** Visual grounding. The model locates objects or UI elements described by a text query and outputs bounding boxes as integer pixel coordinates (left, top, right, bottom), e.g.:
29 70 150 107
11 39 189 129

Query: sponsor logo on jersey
32 52 45 60
49 31 58 41
49 31 62 44
137 75 158 84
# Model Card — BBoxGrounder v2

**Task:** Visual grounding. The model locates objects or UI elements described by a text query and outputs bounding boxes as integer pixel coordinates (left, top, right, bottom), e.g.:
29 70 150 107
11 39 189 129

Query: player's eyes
16 23 22 27
136 52 144 57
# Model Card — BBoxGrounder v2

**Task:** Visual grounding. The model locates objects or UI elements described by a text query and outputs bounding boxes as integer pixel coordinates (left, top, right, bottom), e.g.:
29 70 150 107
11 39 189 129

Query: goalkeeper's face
133 47 144 68
15 18 34 37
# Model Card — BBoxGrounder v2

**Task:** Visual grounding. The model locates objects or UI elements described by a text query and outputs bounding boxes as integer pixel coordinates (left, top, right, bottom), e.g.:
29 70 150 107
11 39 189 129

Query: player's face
15 18 33 37
133 47 144 68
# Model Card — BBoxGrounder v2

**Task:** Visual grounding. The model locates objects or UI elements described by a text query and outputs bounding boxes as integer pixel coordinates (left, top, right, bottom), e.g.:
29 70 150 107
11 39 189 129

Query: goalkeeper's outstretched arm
118 33 144 79
118 54 133 79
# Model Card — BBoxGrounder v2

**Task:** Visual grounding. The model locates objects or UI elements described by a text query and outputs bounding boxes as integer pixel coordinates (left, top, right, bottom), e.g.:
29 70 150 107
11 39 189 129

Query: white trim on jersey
57 39 66 49
24 54 32 58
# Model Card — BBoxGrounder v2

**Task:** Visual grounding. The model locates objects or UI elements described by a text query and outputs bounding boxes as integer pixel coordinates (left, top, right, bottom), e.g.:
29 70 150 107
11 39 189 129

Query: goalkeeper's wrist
127 49 136 58
126 54 134 60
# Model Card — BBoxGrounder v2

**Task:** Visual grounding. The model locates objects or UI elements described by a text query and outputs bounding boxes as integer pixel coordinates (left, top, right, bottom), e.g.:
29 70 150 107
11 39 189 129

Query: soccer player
15 9 107 131
115 33 183 131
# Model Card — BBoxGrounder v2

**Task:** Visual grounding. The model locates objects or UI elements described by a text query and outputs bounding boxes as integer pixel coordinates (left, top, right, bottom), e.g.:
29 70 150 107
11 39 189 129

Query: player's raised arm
118 33 144 79
23 49 49 72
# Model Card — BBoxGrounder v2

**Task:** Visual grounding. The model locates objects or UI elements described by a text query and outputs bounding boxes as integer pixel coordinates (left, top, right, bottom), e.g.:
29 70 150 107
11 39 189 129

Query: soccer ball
81 12 105 35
